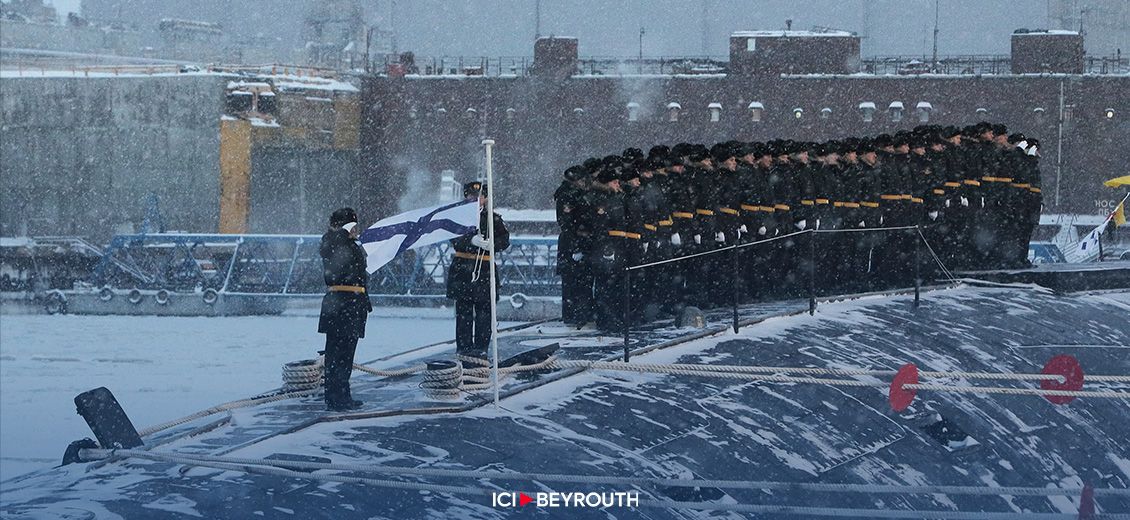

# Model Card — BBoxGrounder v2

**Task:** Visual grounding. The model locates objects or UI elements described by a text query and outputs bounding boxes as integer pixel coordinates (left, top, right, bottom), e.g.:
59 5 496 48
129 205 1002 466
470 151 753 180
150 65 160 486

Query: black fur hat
329 207 358 228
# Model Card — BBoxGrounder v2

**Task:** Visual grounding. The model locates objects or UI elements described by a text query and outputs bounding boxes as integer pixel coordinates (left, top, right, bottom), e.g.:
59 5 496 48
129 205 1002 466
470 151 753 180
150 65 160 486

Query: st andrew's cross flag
358 200 479 273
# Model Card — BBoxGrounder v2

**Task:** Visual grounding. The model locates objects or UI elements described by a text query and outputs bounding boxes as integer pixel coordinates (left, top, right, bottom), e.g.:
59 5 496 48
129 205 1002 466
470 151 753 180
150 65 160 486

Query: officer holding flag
446 182 510 357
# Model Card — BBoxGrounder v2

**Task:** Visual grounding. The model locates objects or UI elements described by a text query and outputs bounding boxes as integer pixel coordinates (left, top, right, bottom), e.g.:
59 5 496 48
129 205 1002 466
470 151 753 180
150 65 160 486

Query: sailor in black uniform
318 207 372 412
447 182 510 357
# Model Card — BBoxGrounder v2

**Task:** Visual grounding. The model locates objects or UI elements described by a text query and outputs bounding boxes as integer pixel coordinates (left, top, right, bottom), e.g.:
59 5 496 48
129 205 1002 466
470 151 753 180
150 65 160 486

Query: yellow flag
1104 176 1130 188
1114 200 1126 227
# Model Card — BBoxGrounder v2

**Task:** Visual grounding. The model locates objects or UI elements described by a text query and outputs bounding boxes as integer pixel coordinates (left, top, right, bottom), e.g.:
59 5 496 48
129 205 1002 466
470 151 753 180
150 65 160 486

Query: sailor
318 207 372 412
446 182 510 357
555 166 593 325
588 160 628 331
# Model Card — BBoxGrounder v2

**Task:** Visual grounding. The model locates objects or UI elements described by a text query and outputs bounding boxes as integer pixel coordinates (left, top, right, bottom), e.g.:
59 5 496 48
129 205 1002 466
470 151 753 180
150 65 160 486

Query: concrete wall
0 74 228 239
249 146 359 234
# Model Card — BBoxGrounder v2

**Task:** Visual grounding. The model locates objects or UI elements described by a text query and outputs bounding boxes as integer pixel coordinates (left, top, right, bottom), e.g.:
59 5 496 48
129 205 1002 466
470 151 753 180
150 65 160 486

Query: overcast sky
380 0 1052 57
56 0 1080 56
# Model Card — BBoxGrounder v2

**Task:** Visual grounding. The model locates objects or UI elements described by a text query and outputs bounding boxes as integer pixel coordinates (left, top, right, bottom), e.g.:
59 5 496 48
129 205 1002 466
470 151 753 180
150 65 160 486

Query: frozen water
0 309 460 480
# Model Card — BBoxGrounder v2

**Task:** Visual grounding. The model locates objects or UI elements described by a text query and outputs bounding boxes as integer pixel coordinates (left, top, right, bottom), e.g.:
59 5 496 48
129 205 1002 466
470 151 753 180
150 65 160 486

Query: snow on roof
708 102 723 109
1013 29 1080 36
889 101 904 109
0 69 227 79
248 117 279 128
626 102 640 108
269 74 358 93
748 101 764 110
666 102 682 109
916 101 933 109
858 101 876 109
227 81 271 90
732 30 854 38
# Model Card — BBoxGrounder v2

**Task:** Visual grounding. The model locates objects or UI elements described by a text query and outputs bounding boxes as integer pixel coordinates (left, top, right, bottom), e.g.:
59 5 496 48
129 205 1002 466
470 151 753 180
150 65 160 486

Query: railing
375 54 729 77
372 53 1128 78
618 226 935 362
88 233 561 297
861 53 1129 76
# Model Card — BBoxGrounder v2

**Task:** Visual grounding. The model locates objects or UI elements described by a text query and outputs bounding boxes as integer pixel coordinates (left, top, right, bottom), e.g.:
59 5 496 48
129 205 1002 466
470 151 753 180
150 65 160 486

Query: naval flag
359 200 479 273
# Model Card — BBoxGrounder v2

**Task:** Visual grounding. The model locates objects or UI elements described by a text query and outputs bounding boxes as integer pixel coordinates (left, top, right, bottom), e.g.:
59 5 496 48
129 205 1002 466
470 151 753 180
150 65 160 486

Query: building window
465 107 478 119
975 107 989 118
793 107 804 119
505 107 516 121
746 38 756 51
915 101 932 123
888 101 904 122
667 102 682 122
573 107 584 118
859 101 876 122
627 102 640 122
1104 108 1115 120
708 102 722 122
435 107 447 117
408 106 418 120
820 107 832 120
748 101 764 122
1033 106 1045 124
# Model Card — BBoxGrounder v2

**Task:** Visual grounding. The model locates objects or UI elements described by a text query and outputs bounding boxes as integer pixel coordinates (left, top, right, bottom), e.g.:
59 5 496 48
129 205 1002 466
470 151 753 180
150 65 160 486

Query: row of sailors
555 122 1042 330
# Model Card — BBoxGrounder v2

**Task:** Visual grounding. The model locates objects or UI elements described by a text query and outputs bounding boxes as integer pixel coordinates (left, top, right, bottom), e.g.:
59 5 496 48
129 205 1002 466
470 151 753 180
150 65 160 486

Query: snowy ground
0 308 475 480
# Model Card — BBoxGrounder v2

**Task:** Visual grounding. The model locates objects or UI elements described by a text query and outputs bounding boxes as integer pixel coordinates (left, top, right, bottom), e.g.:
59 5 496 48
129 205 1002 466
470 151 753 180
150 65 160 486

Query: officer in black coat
555 166 593 325
318 207 372 411
447 182 510 355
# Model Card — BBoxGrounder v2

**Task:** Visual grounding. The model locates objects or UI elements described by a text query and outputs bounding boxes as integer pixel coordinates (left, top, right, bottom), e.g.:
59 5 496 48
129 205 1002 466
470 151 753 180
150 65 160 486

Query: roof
1013 29 1081 36
732 30 855 38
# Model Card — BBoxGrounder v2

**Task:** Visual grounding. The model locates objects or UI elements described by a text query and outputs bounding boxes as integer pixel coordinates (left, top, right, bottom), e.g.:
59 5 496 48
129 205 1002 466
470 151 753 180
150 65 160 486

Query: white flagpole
482 138 500 409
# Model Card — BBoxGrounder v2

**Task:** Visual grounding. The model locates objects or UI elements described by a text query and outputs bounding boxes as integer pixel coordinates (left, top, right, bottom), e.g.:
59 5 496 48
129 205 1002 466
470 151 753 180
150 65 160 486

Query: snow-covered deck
2 286 1129 518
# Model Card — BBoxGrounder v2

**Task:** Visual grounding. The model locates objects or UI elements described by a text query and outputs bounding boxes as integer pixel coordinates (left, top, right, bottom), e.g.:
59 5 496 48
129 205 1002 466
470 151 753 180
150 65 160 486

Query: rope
628 229 813 271
136 388 321 437
78 449 1130 519
812 225 919 234
916 226 959 282
551 359 1130 385
550 360 1130 400
905 383 1130 399
352 363 426 378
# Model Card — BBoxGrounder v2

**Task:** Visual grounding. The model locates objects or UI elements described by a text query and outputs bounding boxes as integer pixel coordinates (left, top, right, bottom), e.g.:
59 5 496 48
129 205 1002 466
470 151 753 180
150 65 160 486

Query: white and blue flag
359 200 479 272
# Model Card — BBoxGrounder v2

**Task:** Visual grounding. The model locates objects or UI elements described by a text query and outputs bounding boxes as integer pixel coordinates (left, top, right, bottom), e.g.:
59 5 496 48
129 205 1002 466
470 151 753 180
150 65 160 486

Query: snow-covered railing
88 233 561 299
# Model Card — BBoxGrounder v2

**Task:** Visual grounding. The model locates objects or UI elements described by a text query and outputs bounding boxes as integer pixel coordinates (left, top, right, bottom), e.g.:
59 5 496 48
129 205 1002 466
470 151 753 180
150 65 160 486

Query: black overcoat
446 210 510 303
318 228 371 338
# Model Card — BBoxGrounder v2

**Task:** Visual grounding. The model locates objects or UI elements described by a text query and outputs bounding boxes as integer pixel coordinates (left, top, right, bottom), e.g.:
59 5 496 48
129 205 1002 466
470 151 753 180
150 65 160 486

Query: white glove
715 232 725 243
758 226 767 236
960 197 970 207
945 199 951 208
642 242 649 253
693 234 702 245
795 219 807 231
603 253 616 261
857 221 866 228
739 225 748 234
470 234 490 249
671 233 682 246
928 211 939 221
571 252 584 262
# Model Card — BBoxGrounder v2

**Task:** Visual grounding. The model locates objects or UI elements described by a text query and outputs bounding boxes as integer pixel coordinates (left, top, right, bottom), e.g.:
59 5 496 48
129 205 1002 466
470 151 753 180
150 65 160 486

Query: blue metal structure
89 233 560 297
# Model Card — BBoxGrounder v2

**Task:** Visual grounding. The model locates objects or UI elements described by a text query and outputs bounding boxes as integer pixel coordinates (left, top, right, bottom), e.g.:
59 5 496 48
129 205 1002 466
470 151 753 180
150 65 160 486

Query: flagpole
482 138 500 409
